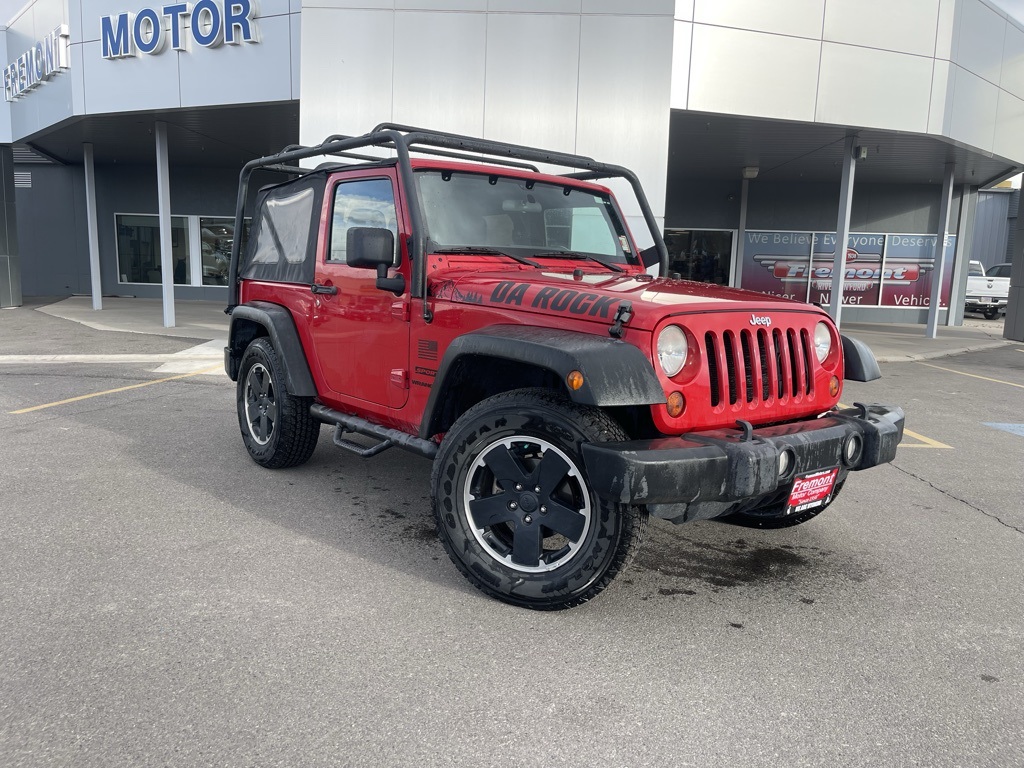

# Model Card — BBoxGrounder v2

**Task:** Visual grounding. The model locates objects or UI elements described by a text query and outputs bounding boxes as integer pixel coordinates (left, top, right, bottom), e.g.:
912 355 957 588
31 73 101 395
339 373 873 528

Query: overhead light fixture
742 166 759 180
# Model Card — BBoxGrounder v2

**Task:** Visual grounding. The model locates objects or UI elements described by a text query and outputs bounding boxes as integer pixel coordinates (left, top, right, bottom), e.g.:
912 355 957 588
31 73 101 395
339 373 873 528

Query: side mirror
346 226 405 296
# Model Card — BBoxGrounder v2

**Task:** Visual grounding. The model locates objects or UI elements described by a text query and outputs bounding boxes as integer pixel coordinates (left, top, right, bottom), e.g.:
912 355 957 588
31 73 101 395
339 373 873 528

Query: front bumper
582 404 904 523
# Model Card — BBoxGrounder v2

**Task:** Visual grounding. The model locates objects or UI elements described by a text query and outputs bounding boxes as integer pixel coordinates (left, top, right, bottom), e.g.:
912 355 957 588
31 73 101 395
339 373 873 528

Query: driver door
309 169 410 409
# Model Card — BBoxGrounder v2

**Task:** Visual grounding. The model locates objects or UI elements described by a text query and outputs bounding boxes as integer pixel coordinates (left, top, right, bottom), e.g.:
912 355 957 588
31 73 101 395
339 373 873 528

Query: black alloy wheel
432 388 646 610
236 337 319 469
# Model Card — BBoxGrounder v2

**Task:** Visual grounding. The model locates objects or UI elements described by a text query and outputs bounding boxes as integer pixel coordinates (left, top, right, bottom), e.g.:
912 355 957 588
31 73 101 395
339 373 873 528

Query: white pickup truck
965 261 1011 319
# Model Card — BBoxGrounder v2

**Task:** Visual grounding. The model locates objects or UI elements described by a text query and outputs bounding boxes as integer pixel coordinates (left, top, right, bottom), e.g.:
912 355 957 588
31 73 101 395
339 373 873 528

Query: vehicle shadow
111 377 879 612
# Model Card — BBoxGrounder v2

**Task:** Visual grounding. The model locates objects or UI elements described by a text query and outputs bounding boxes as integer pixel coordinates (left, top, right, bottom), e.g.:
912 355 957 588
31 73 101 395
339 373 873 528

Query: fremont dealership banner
740 231 956 309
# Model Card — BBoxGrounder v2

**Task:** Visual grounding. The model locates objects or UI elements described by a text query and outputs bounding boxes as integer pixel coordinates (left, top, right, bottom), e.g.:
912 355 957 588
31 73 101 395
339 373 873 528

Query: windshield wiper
431 246 540 268
528 251 625 273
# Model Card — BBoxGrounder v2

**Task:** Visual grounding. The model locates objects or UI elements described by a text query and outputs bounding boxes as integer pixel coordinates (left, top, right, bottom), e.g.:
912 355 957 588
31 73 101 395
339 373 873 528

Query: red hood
427 261 827 331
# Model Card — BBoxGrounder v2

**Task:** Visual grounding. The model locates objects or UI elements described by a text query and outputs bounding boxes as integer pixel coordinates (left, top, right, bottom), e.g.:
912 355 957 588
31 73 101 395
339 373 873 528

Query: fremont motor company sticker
786 468 840 515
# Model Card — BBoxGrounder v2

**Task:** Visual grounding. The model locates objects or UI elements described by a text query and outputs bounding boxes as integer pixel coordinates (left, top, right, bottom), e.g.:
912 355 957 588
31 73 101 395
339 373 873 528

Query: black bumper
582 404 904 523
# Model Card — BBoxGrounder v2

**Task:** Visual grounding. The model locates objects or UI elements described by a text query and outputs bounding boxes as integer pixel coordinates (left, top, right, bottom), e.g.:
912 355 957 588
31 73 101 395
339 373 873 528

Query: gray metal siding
971 190 1012 270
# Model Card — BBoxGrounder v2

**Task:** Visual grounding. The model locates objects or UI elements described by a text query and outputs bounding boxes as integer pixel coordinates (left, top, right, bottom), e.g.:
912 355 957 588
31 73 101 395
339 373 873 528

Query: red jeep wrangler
224 125 904 610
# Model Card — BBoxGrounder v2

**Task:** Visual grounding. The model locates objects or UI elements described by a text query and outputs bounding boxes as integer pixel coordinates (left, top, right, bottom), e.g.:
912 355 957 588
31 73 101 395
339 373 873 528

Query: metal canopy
16 101 300 168
667 110 1021 188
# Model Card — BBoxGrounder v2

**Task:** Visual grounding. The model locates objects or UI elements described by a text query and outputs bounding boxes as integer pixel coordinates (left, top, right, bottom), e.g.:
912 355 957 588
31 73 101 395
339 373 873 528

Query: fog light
778 449 792 478
843 434 863 466
567 370 585 391
666 391 685 417
829 375 840 397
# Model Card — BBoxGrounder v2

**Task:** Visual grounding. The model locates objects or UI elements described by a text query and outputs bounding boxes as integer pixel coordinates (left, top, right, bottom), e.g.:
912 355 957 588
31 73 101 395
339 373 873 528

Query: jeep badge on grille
750 314 772 327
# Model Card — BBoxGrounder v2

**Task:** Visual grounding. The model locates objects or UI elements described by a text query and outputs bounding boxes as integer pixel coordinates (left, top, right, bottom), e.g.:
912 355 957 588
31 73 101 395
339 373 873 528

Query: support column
155 121 175 328
1005 193 1024 342
946 185 977 327
926 163 955 339
0 145 21 308
828 135 858 328
84 143 102 311
734 176 751 288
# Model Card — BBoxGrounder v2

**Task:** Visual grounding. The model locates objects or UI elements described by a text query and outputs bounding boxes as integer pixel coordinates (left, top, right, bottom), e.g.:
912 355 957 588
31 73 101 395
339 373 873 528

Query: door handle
311 282 338 295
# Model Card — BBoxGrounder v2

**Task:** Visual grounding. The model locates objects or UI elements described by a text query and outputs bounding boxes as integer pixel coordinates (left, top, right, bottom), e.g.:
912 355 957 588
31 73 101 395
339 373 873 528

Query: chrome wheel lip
463 435 592 574
244 362 274 446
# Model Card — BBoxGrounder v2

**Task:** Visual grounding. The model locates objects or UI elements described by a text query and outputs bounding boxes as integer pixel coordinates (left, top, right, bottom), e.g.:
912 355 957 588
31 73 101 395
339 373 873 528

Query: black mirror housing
346 227 396 269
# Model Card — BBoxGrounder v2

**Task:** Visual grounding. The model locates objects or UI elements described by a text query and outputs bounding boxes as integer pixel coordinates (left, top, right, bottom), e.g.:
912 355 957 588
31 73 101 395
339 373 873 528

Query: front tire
236 337 319 468
431 389 646 610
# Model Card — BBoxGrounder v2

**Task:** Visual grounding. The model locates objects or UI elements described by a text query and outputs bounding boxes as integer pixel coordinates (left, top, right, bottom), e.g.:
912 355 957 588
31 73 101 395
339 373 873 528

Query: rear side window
240 171 327 285
328 178 399 263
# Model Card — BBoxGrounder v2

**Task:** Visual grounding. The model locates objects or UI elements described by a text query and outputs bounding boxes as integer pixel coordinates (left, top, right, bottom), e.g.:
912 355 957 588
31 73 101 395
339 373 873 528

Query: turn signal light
829 375 840 397
567 370 585 391
666 391 685 417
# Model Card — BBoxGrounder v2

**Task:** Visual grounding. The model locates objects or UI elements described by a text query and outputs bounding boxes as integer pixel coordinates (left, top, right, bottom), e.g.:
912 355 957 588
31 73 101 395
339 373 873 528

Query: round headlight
814 321 832 363
657 325 688 378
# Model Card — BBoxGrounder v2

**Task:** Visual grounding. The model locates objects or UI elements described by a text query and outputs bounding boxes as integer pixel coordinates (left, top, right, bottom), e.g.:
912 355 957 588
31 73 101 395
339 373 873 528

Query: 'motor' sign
101 0 258 59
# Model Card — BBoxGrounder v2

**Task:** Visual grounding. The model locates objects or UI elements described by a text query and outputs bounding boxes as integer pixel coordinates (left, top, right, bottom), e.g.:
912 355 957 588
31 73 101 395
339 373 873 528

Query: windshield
414 169 634 264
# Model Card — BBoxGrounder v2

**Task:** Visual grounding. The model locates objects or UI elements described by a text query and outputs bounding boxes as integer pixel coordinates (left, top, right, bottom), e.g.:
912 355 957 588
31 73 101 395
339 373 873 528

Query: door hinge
392 301 411 321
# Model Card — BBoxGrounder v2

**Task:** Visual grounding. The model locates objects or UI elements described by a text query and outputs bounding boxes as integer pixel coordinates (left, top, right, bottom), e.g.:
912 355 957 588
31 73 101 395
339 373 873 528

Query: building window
116 214 250 287
116 214 190 284
200 216 244 285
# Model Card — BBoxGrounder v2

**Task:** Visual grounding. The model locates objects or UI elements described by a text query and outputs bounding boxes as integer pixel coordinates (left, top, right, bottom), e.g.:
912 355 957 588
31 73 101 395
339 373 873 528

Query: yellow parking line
8 365 222 414
899 429 952 449
918 362 1024 390
839 403 951 449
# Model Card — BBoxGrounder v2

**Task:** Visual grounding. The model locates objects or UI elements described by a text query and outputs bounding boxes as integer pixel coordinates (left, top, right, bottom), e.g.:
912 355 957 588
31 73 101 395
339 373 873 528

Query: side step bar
310 404 439 460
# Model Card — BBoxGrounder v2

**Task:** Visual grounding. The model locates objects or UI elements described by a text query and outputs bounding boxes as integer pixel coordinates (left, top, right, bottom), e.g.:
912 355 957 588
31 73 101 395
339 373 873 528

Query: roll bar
226 125 670 320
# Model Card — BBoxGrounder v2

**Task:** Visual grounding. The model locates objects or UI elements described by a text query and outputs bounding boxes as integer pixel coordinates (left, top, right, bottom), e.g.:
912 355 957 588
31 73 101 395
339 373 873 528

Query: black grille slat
800 329 813 395
758 330 771 401
705 332 720 407
774 328 787 399
741 331 755 403
723 332 738 405
787 329 801 396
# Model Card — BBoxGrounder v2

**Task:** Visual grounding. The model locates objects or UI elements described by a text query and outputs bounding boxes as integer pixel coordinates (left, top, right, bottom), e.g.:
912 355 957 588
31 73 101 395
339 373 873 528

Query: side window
329 178 399 263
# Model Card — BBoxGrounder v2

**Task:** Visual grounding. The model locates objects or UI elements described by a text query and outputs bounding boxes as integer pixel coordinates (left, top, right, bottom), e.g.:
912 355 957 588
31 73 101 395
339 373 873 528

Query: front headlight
814 321 832 363
657 325 688 377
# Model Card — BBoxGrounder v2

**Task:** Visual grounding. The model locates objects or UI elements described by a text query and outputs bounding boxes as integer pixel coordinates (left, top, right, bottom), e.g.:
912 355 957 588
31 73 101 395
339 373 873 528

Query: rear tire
984 308 999 320
236 337 319 468
431 388 646 610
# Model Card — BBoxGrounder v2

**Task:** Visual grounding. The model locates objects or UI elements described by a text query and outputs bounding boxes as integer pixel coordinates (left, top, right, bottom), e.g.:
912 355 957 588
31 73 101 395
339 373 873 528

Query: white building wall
299 1 675 245
671 0 1024 166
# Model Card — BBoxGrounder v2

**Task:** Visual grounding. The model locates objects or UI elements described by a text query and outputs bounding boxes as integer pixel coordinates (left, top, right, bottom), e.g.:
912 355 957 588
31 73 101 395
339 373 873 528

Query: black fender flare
840 334 882 382
226 302 317 397
420 324 665 439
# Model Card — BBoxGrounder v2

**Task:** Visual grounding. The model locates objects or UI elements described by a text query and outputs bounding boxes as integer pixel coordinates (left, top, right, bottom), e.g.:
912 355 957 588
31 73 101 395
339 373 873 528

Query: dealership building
1 0 1023 340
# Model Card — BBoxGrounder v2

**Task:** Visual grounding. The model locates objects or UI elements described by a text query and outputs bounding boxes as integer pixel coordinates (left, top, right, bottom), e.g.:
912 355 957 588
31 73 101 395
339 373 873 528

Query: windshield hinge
608 301 633 338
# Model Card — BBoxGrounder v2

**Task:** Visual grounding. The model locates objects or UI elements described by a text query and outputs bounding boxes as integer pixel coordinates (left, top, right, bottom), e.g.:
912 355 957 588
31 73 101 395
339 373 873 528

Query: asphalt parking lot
1 305 1022 767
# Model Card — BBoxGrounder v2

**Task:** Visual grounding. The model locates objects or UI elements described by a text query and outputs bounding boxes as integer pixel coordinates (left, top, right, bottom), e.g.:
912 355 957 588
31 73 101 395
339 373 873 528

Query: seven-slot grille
704 326 814 407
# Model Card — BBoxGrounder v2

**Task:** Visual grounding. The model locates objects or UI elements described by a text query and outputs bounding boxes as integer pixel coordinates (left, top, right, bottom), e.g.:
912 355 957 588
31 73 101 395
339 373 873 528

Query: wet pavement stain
633 532 874 594
980 674 999 683
637 539 811 588
658 587 696 596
